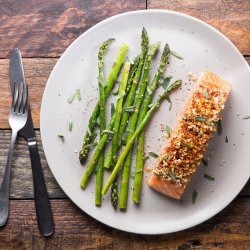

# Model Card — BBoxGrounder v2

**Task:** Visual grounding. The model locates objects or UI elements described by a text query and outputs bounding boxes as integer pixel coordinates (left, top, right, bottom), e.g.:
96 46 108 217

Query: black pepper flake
225 136 228 143
201 158 208 166
192 190 198 204
217 119 222 135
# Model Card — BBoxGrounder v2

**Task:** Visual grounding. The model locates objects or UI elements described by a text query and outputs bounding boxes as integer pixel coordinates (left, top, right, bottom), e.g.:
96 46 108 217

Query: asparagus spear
79 43 128 163
119 41 160 209
80 114 115 189
132 44 170 204
103 56 140 170
95 39 113 205
117 28 149 147
110 62 131 208
102 80 182 195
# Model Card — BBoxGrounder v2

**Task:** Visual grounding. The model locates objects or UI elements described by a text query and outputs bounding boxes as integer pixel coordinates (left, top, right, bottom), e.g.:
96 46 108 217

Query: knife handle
28 141 54 237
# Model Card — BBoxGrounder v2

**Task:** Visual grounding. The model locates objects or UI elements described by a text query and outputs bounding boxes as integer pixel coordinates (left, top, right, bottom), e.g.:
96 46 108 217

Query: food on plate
148 70 232 199
79 27 183 209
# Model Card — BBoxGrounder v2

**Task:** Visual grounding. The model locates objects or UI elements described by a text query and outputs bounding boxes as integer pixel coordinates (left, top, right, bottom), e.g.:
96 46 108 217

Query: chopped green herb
166 96 172 111
192 190 198 204
87 126 92 136
217 119 222 135
225 135 228 143
181 140 191 149
149 152 159 158
201 158 208 166
102 130 114 135
243 115 250 120
131 169 142 177
68 121 73 132
170 50 183 59
162 154 169 161
76 89 81 101
168 169 176 181
161 76 172 90
67 92 76 104
113 89 119 95
147 86 153 95
57 134 65 142
195 116 207 122
204 174 215 181
165 125 171 137
143 156 150 163
111 103 115 117
85 142 98 149
123 106 135 112
116 91 126 100
96 116 100 126
201 90 210 100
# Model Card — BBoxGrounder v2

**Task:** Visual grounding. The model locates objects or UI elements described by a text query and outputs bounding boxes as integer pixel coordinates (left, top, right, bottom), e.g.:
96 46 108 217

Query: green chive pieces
68 121 73 132
195 116 207 122
204 174 215 181
243 115 250 120
168 169 176 181
58 134 65 142
170 50 183 59
149 152 159 158
165 125 171 137
67 92 76 104
192 190 198 204
76 89 81 101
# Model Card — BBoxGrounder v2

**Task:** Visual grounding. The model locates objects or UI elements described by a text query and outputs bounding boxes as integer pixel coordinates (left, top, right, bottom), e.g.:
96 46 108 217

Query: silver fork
0 81 28 226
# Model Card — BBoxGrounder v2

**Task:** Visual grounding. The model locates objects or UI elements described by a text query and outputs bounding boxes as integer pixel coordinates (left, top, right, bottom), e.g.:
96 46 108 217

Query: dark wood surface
0 0 249 249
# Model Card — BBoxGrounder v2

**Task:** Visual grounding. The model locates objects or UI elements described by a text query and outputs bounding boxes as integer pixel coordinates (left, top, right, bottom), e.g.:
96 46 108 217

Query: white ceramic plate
41 10 250 234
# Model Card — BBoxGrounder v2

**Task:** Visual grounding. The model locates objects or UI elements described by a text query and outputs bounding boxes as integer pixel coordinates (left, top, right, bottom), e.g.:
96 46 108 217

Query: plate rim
40 9 250 235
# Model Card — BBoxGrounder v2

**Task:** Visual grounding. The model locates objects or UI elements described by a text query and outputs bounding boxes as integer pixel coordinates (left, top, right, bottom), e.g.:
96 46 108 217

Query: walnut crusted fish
148 70 232 199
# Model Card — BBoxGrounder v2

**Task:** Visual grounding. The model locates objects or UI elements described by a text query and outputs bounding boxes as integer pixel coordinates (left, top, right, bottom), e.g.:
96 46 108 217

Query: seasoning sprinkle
76 89 81 101
170 50 183 59
68 121 73 132
165 125 171 137
243 115 250 120
168 169 176 181
67 92 76 104
204 174 215 181
195 116 207 122
161 76 172 90
123 106 135 112
58 134 65 142
201 158 208 166
143 156 150 163
192 190 198 204
201 90 210 100
217 119 222 135
166 96 172 111
225 135 228 143
149 152 159 158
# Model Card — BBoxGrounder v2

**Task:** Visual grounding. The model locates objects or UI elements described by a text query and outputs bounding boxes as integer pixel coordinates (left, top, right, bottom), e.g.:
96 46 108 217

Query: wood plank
148 0 250 55
0 129 249 199
0 130 65 199
0 198 249 249
0 0 145 58
1 57 249 129
0 58 57 129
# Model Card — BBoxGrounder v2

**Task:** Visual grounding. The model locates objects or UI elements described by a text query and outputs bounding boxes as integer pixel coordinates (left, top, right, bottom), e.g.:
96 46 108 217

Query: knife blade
10 49 54 237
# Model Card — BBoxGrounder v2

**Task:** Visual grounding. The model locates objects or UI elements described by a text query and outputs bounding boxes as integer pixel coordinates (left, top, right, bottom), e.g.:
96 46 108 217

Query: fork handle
0 131 17 227
28 141 54 237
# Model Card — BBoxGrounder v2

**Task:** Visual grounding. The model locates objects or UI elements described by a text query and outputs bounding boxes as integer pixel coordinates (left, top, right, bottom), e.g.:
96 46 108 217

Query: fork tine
11 82 19 112
17 82 24 113
22 84 29 114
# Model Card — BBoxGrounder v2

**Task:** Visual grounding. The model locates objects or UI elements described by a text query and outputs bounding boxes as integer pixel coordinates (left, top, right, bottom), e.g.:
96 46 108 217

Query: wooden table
0 1 249 248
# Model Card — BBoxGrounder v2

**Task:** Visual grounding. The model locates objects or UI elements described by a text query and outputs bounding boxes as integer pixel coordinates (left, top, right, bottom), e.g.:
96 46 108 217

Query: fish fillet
148 70 232 199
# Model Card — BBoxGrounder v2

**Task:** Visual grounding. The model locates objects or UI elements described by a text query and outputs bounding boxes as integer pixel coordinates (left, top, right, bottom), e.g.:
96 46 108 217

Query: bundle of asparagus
79 28 182 209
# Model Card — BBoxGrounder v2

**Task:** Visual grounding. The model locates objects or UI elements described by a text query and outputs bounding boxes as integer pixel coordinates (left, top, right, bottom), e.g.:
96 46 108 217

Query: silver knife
10 48 54 237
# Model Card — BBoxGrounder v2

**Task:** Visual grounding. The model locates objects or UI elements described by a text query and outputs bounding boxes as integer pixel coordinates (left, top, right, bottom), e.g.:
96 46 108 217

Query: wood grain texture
0 129 249 199
148 0 250 55
0 0 145 58
0 130 65 199
0 58 57 129
0 198 249 249
1 57 249 129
